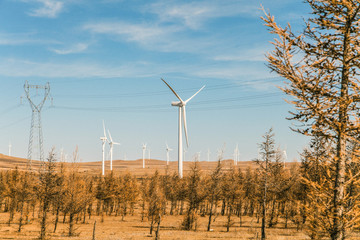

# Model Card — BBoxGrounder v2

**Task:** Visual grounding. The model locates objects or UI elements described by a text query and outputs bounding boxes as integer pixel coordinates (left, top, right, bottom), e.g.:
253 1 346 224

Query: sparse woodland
0 131 359 240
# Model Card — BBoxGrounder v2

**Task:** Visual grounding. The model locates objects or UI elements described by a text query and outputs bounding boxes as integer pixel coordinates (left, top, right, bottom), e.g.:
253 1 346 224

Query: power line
53 77 282 99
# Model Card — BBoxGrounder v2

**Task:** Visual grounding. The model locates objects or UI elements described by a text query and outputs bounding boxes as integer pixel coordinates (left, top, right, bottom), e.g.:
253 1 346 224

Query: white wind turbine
107 129 120 171
283 147 287 168
142 143 147 169
233 144 239 166
197 151 201 162
8 141 11 156
100 120 107 176
166 143 173 165
162 78 205 178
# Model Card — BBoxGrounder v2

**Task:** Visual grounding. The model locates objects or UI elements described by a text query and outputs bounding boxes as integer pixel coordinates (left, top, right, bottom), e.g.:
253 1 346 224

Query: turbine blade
108 130 113 142
161 78 184 102
184 85 205 104
102 120 107 139
182 106 189 147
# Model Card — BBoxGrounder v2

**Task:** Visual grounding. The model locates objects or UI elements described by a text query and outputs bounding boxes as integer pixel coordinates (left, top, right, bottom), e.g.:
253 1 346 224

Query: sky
0 0 313 163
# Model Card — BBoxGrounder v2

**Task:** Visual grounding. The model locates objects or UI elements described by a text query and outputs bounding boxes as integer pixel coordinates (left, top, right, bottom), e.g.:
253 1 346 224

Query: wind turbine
166 143 173 165
197 151 201 162
234 144 239 166
100 120 107 176
283 147 287 168
142 143 147 169
161 78 205 178
148 147 151 160
8 141 11 156
107 129 120 171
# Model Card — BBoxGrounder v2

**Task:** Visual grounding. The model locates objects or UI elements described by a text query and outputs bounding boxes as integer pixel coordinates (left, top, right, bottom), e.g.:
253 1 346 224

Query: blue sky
0 0 312 163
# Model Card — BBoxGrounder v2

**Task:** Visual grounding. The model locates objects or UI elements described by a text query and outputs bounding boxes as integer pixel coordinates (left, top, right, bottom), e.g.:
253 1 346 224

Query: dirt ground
0 211 314 240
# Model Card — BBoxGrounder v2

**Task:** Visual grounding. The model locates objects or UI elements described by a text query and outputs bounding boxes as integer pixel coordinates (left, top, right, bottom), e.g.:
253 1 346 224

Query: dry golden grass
0 211 314 240
0 153 262 176
2 209 359 240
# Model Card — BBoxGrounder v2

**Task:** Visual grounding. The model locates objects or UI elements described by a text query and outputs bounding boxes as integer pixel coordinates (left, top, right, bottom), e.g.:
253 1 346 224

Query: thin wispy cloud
50 43 89 55
0 58 159 78
83 22 176 43
0 32 59 45
24 0 64 18
147 0 260 29
213 46 269 62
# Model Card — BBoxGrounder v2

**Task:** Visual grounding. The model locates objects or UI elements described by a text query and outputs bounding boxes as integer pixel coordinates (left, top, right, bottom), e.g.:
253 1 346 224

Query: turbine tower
283 148 287 168
8 142 12 156
24 81 50 170
161 78 205 178
166 143 173 165
234 144 239 166
142 143 147 168
100 121 107 176
108 130 120 171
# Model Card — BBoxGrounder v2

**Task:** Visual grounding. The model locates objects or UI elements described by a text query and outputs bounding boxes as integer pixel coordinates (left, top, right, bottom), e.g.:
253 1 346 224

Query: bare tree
263 1 360 239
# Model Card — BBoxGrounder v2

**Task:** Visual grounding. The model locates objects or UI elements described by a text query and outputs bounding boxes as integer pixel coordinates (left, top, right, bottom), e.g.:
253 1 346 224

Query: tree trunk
150 215 154 235
53 206 60 233
68 212 74 236
18 202 24 232
39 200 48 240
207 200 214 231
155 214 161 240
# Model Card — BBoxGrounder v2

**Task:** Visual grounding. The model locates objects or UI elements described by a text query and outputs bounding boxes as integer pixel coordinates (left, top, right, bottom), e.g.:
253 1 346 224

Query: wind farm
2 1 360 240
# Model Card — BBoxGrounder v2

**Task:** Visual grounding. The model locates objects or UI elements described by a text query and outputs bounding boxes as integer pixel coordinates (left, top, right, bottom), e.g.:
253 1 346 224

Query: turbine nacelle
171 101 184 107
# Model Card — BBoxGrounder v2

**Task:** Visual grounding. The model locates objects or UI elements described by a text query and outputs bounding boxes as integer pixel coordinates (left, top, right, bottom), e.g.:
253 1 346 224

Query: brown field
0 154 358 240
0 153 263 176
0 211 312 240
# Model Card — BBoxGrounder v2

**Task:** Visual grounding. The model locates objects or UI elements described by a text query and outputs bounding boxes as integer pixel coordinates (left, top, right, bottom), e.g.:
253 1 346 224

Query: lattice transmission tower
24 81 51 170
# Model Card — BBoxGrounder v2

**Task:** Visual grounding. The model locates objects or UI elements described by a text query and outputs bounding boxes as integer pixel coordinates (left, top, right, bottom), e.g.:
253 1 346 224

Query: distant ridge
0 154 261 176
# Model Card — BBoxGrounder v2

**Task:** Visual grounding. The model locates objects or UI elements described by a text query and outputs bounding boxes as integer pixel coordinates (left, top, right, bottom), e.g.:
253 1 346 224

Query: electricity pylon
24 81 50 170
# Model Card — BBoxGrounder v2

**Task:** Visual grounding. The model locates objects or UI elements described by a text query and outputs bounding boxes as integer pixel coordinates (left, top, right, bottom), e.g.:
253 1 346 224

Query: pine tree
205 160 223 231
35 150 61 240
263 1 360 239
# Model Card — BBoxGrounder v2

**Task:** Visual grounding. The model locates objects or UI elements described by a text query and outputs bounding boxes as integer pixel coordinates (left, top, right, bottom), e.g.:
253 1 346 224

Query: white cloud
213 46 270 62
0 32 59 45
147 0 260 29
50 43 89 55
0 58 159 78
25 0 64 18
83 22 176 43
83 21 222 54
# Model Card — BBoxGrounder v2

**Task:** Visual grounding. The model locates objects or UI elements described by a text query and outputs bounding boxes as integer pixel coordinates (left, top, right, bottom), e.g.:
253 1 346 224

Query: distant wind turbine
8 141 11 156
161 78 205 178
234 144 239 166
283 147 287 168
166 143 173 165
107 129 120 171
197 151 201 162
142 143 147 169
100 120 107 176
